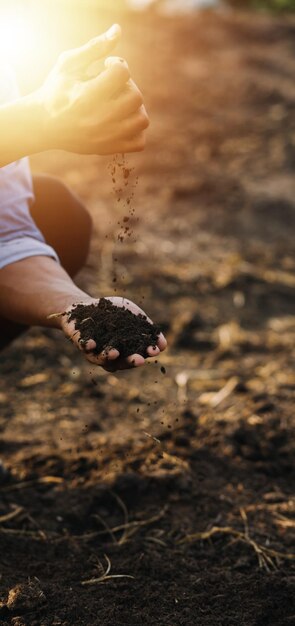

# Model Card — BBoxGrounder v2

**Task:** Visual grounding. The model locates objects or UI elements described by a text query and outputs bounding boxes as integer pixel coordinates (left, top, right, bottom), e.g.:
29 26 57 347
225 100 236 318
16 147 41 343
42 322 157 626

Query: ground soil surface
0 7 295 626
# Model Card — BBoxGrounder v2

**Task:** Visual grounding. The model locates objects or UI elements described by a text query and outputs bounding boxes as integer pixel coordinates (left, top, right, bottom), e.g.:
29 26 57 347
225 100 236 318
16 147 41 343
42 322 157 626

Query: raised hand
39 24 149 155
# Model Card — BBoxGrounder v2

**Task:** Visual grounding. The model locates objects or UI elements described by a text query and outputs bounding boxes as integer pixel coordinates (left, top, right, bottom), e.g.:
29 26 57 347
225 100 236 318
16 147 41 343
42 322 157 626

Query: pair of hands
39 24 149 155
60 297 167 372
42 29 165 370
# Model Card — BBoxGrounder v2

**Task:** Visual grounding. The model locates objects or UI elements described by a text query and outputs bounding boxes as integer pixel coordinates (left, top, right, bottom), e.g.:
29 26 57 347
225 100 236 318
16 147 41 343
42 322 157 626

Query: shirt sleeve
0 236 59 269
0 64 60 269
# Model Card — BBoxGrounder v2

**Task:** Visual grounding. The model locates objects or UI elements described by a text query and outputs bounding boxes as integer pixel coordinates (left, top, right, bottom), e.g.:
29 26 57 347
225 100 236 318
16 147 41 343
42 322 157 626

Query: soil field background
0 6 295 626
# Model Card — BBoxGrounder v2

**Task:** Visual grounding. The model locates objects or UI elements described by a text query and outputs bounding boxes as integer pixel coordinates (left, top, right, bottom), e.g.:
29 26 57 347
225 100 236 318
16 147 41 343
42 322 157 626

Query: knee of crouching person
76 200 93 267
61 187 94 276
80 201 93 245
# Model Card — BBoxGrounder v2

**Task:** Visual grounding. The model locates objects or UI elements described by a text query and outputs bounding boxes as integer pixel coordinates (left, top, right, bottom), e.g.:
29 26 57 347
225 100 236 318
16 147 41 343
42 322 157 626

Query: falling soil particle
161 366 166 375
67 298 161 358
123 167 131 179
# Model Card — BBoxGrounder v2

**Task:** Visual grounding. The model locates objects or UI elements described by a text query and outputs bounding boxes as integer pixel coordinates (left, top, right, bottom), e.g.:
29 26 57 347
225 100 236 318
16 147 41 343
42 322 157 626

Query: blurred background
0 0 295 91
0 1 294 624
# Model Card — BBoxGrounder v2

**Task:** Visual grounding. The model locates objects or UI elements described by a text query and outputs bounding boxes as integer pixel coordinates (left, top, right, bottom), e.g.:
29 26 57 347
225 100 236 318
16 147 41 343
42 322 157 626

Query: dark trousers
0 175 92 351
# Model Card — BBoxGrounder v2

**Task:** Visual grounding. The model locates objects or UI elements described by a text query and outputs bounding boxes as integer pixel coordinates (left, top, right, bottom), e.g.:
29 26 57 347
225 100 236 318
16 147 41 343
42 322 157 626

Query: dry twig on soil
178 525 295 572
0 476 63 493
81 554 134 586
0 506 23 524
71 505 169 545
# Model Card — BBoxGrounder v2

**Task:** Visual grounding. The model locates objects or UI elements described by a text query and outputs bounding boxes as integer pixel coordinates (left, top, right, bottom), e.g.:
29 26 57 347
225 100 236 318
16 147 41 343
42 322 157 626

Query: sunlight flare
0 7 37 66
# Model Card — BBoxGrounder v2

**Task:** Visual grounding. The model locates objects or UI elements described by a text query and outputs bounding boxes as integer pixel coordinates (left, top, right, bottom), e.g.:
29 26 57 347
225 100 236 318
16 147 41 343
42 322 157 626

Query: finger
126 354 145 367
63 319 82 345
84 346 120 364
103 347 120 360
85 352 106 366
157 333 167 351
147 345 160 357
82 338 96 352
99 109 148 153
90 57 130 99
116 131 147 154
58 24 121 73
113 80 144 118
114 108 149 142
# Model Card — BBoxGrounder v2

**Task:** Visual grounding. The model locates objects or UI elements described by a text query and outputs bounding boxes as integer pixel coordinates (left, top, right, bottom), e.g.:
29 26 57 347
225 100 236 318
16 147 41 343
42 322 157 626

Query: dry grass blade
102 505 168 542
161 451 190 471
81 554 134 586
144 536 168 547
144 432 161 445
241 263 295 288
71 505 168 545
47 311 65 319
92 512 118 545
0 506 23 524
24 513 48 540
0 528 55 539
274 514 295 529
0 476 63 492
178 525 295 572
80 317 94 324
143 432 189 471
82 574 135 586
208 376 239 408
240 507 250 540
109 490 129 545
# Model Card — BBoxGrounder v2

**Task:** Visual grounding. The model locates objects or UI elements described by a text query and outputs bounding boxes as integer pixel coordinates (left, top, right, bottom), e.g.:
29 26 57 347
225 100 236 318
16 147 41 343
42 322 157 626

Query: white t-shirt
0 64 59 268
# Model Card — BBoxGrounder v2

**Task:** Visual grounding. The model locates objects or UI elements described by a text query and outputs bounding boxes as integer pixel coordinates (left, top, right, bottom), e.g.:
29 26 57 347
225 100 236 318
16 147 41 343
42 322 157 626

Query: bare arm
0 94 49 168
0 256 88 327
0 257 167 370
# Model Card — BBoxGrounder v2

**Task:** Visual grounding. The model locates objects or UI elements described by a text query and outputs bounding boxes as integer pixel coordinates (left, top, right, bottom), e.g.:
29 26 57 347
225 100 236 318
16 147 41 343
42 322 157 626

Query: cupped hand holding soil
60 296 167 371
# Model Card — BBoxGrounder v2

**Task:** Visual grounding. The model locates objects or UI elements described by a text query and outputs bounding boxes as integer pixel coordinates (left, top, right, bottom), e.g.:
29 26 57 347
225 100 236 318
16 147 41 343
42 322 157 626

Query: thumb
59 24 121 73
89 56 130 99
104 56 129 72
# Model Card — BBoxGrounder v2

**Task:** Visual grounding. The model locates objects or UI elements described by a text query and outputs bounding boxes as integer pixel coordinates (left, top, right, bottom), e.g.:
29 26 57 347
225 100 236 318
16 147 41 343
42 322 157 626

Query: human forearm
0 256 92 328
0 256 167 370
0 93 49 167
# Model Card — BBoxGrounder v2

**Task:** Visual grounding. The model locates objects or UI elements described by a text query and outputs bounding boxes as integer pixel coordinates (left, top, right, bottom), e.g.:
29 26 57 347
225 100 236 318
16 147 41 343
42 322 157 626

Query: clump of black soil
67 298 161 358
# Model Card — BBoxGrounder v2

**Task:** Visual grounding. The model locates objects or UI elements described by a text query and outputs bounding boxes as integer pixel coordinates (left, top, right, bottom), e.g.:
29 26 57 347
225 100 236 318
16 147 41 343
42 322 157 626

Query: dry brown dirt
0 7 295 626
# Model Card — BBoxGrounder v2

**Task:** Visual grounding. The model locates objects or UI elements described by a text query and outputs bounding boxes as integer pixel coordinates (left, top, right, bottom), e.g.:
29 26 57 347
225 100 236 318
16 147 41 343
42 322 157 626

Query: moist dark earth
66 299 161 358
0 7 295 626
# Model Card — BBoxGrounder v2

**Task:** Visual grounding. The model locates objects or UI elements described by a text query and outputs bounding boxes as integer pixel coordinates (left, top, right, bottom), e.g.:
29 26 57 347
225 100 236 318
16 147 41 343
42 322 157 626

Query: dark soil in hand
67 299 161 358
